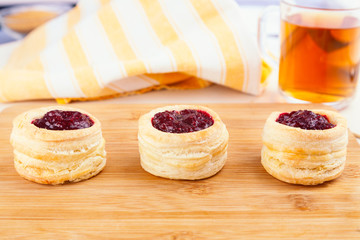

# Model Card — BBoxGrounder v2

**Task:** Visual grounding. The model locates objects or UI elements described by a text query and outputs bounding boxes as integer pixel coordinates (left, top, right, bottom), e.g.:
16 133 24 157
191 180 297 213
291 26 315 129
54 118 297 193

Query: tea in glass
278 2 360 109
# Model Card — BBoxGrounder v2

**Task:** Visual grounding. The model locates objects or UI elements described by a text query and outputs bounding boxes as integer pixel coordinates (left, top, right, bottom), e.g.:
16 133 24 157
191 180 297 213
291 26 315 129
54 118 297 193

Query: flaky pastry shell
138 105 229 180
261 109 348 185
10 106 106 185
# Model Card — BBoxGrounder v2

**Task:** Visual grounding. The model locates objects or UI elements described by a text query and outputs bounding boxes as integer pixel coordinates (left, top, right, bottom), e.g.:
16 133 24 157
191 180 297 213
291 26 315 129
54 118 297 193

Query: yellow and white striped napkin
0 0 271 103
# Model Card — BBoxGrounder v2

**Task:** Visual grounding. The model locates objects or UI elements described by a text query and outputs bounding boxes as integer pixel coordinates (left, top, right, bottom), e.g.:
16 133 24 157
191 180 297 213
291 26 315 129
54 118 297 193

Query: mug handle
258 5 280 68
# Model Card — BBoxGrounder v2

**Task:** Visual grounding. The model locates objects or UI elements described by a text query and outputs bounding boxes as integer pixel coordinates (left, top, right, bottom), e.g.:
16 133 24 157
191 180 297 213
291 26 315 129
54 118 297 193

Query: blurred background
0 0 279 44
0 0 358 139
0 0 77 43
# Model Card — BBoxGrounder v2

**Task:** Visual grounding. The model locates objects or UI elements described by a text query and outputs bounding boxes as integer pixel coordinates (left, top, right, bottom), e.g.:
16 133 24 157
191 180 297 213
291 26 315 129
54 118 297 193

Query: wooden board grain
0 103 359 239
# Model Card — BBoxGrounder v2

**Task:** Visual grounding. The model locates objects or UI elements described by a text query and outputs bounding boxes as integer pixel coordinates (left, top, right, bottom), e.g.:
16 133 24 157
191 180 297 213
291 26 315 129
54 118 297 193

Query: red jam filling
276 110 335 130
32 110 94 130
152 109 214 133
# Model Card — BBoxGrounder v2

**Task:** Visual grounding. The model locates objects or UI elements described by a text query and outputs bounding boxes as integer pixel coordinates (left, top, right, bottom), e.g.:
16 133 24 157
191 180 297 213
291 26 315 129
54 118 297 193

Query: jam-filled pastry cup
10 106 106 185
261 109 348 185
138 105 229 180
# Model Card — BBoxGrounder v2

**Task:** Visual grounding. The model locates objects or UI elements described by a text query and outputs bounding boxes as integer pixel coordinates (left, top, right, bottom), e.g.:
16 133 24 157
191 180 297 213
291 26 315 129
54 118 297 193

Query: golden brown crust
261 109 348 185
138 105 229 180
10 106 106 185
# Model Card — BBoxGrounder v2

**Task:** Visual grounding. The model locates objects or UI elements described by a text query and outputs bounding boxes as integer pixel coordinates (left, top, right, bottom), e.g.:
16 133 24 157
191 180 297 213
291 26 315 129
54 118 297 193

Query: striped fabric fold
0 0 271 103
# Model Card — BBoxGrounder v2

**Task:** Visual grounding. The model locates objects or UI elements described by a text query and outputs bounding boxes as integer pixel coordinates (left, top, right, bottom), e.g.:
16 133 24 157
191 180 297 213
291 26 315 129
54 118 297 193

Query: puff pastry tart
261 109 348 185
10 106 106 185
138 105 229 180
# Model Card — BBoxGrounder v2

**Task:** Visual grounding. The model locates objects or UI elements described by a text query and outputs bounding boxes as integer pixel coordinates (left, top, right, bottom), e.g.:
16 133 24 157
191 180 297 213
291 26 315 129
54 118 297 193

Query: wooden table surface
0 103 359 239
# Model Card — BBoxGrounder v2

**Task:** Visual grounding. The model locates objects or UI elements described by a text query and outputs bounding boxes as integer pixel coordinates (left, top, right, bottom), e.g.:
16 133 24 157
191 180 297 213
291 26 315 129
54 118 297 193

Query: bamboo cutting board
0 103 359 239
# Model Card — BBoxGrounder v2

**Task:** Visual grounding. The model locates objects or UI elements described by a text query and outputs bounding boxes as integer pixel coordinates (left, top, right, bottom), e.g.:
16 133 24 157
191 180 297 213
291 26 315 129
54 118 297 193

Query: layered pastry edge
138 105 229 180
261 109 348 185
10 106 106 185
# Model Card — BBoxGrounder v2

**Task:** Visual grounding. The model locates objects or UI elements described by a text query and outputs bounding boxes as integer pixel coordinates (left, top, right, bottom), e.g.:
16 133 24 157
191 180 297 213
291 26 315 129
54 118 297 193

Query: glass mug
259 0 360 109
